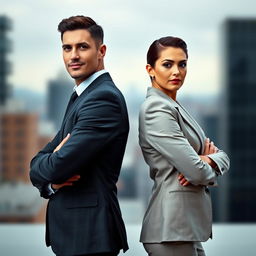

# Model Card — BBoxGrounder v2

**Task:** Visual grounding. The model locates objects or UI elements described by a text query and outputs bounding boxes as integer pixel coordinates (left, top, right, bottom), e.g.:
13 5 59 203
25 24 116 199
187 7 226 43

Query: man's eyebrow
77 42 90 47
62 42 90 48
62 44 71 48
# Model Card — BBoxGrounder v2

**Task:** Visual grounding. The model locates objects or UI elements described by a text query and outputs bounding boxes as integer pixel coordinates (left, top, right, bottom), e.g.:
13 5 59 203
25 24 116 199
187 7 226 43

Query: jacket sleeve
30 89 122 186
142 100 229 186
207 151 230 176
30 131 62 198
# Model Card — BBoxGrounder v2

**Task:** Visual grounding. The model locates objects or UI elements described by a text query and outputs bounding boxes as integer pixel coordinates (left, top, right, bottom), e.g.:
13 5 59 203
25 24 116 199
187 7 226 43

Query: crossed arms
30 89 123 198
140 100 230 187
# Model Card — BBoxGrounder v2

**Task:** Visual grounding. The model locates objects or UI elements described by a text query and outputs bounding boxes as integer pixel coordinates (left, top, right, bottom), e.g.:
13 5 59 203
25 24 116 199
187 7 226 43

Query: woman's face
147 46 187 100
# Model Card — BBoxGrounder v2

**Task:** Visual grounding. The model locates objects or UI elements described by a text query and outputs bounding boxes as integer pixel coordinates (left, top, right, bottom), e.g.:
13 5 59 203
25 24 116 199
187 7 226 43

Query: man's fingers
67 175 81 182
54 133 70 152
59 133 70 147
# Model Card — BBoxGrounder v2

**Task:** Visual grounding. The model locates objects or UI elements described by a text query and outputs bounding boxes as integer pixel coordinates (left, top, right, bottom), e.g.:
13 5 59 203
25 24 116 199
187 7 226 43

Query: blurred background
0 0 256 255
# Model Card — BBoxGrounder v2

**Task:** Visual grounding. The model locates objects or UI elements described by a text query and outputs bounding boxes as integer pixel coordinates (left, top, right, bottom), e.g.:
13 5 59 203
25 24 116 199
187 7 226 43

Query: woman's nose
172 65 180 75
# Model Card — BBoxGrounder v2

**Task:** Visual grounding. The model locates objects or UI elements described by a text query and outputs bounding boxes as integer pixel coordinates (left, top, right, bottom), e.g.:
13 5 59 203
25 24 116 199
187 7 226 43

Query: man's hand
54 133 70 152
52 133 81 190
52 175 81 190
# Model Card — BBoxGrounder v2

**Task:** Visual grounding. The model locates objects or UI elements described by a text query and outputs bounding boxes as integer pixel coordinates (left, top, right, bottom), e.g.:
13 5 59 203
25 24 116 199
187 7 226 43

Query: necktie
64 91 78 118
69 91 78 105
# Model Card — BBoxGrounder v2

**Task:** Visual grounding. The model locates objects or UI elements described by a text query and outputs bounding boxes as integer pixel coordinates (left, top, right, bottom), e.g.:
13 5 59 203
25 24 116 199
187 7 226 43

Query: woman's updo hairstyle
147 36 188 67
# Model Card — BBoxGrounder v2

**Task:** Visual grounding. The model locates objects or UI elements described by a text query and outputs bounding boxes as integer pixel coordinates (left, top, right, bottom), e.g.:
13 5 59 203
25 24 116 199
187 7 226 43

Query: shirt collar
73 69 107 96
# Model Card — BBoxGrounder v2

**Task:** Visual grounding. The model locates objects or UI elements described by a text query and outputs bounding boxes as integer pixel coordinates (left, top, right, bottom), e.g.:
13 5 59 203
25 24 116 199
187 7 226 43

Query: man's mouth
68 63 84 69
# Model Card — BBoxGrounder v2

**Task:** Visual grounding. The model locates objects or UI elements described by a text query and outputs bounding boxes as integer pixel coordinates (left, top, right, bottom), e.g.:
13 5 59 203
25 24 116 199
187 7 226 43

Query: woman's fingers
204 138 218 155
178 174 190 186
203 138 210 155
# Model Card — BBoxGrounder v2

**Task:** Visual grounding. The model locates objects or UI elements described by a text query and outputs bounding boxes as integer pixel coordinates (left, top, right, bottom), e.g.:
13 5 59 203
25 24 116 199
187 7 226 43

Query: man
30 16 129 256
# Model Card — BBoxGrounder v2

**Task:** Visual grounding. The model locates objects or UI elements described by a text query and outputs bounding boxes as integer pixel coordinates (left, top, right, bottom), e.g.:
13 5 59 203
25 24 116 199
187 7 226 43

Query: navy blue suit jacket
30 73 129 255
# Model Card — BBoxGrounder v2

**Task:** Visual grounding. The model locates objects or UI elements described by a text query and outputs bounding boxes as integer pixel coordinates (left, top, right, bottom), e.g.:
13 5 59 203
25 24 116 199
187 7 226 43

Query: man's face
62 29 105 85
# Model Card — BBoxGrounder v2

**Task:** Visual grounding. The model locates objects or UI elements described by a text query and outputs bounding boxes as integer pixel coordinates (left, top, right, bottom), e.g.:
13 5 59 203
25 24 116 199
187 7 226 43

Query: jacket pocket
64 192 98 208
169 190 198 194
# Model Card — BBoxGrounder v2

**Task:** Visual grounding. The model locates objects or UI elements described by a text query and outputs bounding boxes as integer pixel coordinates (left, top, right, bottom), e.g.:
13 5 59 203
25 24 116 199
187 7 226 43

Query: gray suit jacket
139 87 229 243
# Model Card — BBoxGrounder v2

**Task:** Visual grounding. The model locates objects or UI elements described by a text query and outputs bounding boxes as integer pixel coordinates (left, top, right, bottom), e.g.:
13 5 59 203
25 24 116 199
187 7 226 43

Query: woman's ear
146 64 154 78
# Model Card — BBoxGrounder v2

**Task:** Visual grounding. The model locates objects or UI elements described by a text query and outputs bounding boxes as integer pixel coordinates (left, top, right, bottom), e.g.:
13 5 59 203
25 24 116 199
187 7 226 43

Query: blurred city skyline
1 0 256 97
1 1 256 225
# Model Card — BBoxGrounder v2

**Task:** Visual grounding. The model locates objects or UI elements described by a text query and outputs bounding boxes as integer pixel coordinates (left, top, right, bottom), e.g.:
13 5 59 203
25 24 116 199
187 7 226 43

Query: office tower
0 15 12 106
47 73 73 130
0 113 39 183
224 18 256 222
0 112 52 223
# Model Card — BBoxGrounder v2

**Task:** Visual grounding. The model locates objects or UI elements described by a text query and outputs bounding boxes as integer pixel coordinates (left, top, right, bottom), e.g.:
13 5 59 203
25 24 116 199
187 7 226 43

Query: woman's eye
163 63 172 68
180 62 187 68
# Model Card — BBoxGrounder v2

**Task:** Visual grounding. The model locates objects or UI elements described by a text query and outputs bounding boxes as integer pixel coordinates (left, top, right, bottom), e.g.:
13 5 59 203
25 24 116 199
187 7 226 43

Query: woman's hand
199 138 218 168
178 173 190 186
178 138 218 186
202 138 218 155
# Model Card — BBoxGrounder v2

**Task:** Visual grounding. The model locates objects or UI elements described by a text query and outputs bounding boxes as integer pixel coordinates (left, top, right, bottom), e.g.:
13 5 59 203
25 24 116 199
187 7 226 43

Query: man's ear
98 44 106 58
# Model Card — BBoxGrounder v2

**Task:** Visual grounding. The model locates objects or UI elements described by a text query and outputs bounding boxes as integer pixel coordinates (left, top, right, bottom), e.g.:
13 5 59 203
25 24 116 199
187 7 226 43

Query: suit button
221 168 224 171
208 182 214 185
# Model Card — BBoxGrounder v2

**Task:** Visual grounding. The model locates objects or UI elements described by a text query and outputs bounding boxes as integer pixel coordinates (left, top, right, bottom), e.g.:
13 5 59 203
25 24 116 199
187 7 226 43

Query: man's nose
71 49 79 60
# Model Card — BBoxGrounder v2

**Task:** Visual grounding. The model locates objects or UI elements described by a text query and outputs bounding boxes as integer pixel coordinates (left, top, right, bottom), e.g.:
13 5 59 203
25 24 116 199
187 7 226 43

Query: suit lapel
60 73 113 136
174 104 205 152
147 87 205 153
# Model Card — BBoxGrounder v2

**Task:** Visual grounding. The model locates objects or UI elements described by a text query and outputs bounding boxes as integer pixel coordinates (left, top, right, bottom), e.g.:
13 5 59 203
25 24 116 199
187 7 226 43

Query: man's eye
80 44 88 49
63 46 71 51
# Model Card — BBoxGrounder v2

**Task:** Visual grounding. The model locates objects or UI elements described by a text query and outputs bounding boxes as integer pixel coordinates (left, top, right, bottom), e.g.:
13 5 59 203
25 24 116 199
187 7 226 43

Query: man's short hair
58 15 104 46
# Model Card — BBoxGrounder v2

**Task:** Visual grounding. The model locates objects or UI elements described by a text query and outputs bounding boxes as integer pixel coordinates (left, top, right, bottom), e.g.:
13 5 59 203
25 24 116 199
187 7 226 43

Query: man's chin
70 73 86 80
69 74 88 85
69 71 94 83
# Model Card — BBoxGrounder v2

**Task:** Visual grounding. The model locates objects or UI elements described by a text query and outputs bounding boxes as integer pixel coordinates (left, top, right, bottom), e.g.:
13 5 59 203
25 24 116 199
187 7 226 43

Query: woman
139 36 230 256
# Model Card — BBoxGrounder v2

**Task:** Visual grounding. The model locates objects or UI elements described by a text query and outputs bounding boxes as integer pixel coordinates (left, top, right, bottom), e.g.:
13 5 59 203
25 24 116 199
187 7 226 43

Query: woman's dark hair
58 15 104 46
147 36 188 67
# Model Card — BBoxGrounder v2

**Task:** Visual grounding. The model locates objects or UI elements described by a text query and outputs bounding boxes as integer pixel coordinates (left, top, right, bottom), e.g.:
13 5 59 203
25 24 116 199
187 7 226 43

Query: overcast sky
1 0 256 96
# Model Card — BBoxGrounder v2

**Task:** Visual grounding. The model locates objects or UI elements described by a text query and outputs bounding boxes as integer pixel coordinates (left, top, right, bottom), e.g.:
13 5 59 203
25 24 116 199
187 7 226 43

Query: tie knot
70 91 78 103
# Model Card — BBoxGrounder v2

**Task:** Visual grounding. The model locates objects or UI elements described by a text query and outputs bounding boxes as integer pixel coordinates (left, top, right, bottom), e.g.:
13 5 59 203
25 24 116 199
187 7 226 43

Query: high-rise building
0 112 53 223
223 18 256 222
0 15 12 106
0 113 39 183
